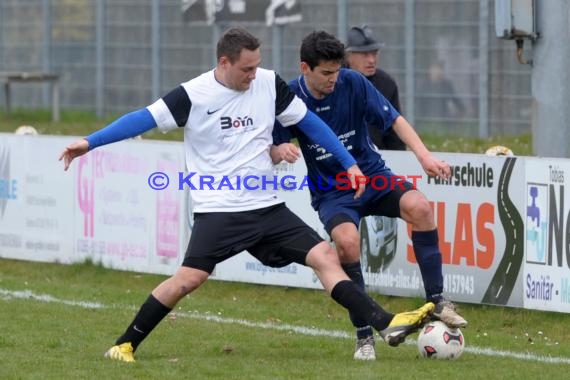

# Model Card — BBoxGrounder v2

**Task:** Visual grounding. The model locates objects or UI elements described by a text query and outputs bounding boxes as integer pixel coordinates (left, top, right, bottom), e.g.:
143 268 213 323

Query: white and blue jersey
86 67 357 214
273 68 400 207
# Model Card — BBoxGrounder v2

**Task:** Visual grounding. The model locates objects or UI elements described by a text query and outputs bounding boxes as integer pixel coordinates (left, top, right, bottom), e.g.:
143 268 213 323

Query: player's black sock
331 280 394 331
412 229 444 303
341 262 374 339
115 294 172 351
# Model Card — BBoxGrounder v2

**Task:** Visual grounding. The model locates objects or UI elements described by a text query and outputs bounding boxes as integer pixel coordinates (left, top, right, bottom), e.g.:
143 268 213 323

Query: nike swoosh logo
207 108 221 115
133 325 145 333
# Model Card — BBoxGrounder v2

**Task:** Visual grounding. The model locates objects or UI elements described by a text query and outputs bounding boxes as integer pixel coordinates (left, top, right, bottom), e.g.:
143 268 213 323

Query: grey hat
346 25 385 52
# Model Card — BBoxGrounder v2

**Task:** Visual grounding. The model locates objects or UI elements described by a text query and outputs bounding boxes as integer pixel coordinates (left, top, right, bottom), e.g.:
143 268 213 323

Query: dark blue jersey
273 68 400 203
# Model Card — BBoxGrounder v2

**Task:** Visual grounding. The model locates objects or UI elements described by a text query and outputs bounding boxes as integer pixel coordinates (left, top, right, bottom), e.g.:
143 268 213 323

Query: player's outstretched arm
392 116 451 180
58 108 157 170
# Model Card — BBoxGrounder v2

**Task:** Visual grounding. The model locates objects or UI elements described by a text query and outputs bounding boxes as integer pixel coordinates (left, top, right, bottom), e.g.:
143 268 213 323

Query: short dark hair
300 31 345 70
217 27 261 64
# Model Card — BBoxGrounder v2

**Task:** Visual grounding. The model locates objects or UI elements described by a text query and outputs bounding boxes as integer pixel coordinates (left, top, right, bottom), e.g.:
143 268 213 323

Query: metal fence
0 0 532 137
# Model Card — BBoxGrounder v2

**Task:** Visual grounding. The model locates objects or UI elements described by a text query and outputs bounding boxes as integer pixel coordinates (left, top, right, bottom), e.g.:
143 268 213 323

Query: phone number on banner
444 274 475 295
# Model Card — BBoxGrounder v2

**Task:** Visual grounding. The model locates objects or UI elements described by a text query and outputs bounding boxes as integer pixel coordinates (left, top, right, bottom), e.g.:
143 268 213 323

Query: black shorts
182 203 324 273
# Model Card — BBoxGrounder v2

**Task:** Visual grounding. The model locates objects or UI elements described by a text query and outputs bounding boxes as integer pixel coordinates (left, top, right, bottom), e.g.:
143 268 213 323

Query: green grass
0 109 184 142
421 133 531 156
1 258 569 379
0 109 531 155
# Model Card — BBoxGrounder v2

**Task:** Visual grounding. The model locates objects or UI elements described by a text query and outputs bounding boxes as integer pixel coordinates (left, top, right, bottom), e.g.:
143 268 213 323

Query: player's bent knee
335 233 360 255
414 199 434 221
306 242 341 269
402 194 433 223
172 268 208 296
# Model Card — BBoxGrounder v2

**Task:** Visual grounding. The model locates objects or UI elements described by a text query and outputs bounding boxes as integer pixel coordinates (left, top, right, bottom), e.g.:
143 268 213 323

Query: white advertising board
523 158 570 312
365 151 526 307
5 132 570 313
0 134 75 263
0 134 187 275
71 139 186 275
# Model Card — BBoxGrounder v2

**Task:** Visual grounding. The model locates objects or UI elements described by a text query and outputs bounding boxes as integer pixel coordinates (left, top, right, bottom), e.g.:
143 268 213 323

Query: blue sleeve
296 110 356 170
272 120 294 145
85 108 157 150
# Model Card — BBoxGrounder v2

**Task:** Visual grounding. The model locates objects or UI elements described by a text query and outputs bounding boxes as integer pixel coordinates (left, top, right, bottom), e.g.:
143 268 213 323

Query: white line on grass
0 288 104 309
2 287 569 365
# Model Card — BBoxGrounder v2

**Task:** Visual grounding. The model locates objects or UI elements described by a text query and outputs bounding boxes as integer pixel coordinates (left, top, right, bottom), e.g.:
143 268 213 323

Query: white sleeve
276 95 307 127
146 99 179 133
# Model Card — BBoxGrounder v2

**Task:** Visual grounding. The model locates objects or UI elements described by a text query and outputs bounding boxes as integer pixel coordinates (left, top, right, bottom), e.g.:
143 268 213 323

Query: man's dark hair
217 27 261 64
300 31 345 70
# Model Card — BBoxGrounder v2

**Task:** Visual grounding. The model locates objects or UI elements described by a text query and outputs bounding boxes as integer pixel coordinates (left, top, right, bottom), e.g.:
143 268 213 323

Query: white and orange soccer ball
485 145 514 156
14 125 39 135
417 321 465 359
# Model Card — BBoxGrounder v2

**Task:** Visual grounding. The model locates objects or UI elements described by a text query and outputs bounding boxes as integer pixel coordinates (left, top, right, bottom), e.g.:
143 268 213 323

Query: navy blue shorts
317 178 415 235
182 203 324 273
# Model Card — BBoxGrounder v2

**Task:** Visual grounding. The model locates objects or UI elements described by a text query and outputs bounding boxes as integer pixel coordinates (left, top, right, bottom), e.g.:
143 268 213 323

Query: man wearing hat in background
345 24 405 150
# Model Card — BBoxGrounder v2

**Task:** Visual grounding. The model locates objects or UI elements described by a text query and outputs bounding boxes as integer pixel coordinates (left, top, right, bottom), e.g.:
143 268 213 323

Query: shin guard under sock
412 229 444 303
331 280 393 332
342 262 374 339
116 294 172 351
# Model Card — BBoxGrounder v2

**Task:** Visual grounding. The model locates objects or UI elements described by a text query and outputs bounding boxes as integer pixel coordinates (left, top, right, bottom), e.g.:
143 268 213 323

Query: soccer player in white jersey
59 27 435 363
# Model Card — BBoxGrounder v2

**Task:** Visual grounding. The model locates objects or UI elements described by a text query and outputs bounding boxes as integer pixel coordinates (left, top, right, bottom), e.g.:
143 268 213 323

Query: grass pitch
0 109 531 156
1 258 569 380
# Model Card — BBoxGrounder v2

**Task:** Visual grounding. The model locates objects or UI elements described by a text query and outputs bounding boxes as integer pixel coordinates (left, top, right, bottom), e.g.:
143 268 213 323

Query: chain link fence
0 0 532 137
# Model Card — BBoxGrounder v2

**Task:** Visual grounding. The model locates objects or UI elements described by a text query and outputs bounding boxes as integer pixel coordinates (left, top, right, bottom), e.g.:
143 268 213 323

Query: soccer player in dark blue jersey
272 30 467 361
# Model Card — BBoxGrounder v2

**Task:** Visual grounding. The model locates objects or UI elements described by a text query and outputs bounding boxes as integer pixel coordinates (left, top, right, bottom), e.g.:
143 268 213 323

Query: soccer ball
417 321 465 359
14 125 39 135
485 145 514 156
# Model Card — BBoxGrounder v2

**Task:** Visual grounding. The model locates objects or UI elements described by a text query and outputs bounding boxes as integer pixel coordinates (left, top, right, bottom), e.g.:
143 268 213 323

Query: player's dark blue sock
116 294 172 351
342 262 374 339
331 280 394 332
412 229 444 303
